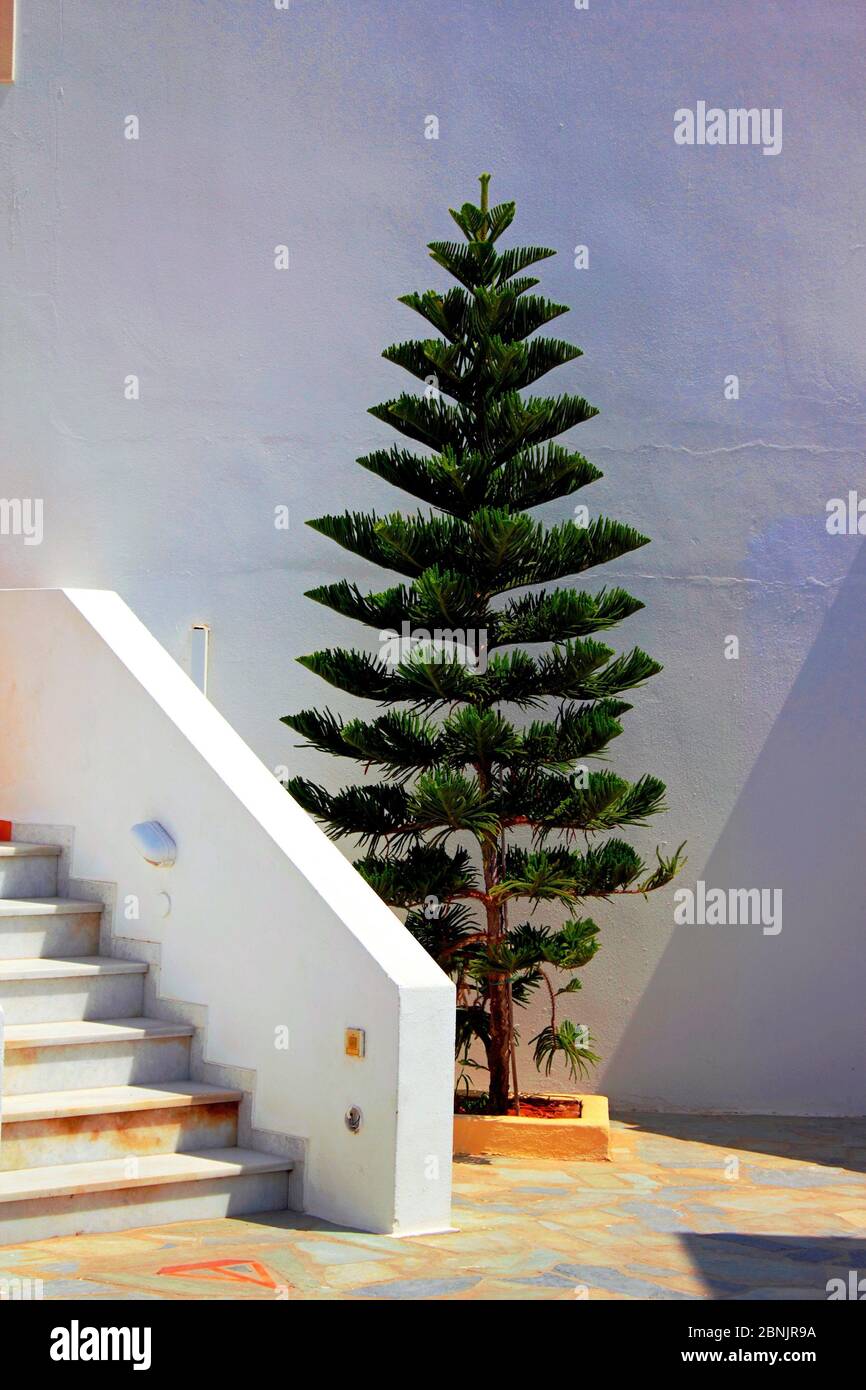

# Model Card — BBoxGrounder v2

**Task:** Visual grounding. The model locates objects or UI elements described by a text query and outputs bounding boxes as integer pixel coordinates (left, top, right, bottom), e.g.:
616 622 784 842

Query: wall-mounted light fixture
1 2 15 84
130 821 177 868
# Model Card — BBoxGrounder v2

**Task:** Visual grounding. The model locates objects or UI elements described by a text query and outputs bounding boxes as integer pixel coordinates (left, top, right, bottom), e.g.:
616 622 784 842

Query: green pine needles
283 174 684 1115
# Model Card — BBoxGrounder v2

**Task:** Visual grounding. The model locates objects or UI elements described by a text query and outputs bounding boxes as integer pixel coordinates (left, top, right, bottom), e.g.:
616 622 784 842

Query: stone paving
0 1114 863 1300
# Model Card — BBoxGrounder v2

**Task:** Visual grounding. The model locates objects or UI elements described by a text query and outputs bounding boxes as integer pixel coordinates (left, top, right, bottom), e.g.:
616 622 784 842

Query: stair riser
0 859 59 897
0 914 101 959
0 973 145 1023
0 1171 290 1247
3 1036 193 1095
0 1102 239 1170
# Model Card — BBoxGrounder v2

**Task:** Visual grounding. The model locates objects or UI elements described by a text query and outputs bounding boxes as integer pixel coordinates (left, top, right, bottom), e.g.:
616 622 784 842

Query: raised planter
453 1094 611 1161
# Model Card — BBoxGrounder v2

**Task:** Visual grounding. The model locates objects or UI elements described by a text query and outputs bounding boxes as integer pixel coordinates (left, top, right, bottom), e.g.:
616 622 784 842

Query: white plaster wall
0 1 864 1114
0 588 455 1234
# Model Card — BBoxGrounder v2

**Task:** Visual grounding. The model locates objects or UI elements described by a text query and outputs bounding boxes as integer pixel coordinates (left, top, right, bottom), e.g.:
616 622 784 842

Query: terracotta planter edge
453 1093 611 1161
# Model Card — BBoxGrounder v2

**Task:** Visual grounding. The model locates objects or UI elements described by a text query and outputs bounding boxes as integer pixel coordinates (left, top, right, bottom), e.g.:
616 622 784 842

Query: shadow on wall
680 1233 866 1301
603 532 866 1117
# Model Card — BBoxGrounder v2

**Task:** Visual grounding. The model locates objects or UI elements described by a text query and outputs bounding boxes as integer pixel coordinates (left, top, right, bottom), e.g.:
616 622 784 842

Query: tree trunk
486 971 512 1113
482 842 511 1114
475 757 512 1114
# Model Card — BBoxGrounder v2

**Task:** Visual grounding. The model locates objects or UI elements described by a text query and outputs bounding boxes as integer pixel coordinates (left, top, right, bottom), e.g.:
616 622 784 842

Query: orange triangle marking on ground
157 1257 282 1289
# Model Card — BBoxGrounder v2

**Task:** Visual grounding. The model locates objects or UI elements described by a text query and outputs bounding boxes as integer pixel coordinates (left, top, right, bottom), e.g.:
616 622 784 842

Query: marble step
2 1018 195 1095
0 1082 243 1169
0 956 147 1022
0 1148 293 1246
0 844 62 898
0 899 102 959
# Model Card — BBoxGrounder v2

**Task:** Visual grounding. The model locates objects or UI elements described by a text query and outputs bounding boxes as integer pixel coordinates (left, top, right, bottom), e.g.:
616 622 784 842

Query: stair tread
0 955 147 981
3 1018 196 1049
0 843 63 858
0 1148 293 1204
2 1081 243 1122
0 899 102 917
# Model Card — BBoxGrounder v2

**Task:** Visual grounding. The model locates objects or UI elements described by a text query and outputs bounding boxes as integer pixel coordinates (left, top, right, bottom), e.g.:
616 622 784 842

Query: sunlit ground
0 1115 862 1300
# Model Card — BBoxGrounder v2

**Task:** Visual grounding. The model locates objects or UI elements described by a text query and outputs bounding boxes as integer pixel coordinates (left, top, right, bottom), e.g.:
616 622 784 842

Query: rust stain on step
0 1103 239 1168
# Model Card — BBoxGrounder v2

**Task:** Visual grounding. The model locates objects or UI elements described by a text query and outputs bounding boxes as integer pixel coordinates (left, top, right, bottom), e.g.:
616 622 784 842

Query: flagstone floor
0 1114 863 1300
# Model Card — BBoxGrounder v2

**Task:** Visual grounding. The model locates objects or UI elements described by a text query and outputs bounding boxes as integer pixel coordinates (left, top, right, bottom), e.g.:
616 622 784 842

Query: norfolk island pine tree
283 175 685 1116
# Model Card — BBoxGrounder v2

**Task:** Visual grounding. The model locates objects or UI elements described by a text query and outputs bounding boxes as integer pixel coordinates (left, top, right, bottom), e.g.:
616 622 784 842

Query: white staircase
0 842 292 1245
